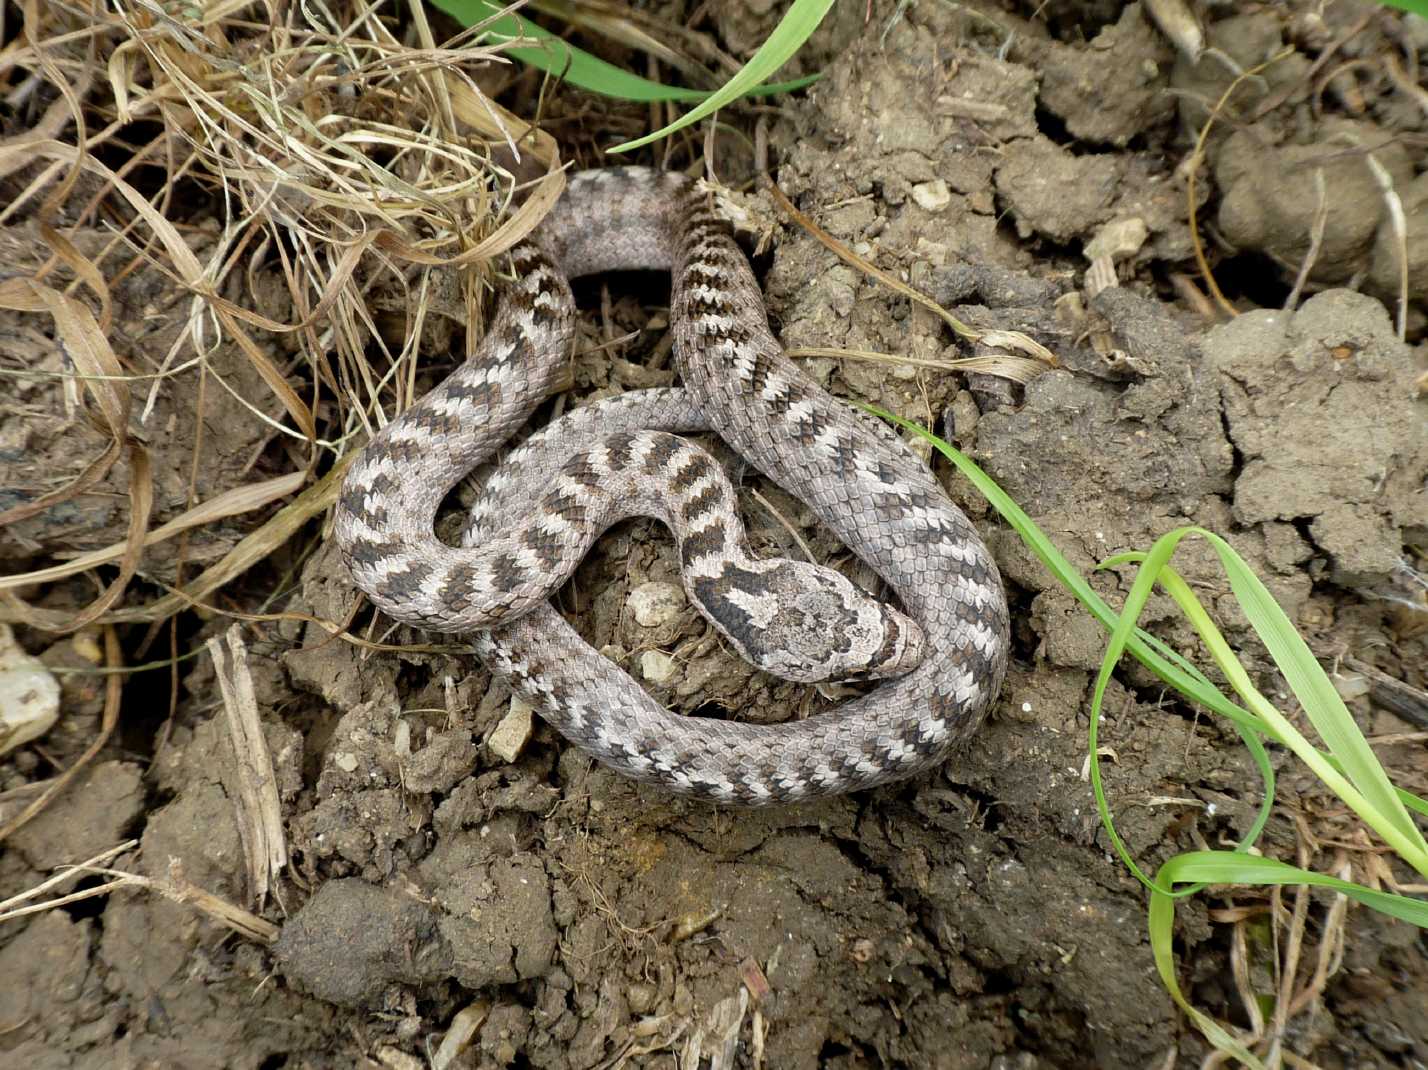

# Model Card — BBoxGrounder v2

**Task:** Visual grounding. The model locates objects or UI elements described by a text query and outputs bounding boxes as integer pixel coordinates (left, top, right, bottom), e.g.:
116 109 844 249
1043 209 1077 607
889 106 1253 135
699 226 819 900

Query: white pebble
640 651 678 685
1084 218 1148 262
911 179 951 212
488 696 534 763
0 624 60 757
627 581 686 628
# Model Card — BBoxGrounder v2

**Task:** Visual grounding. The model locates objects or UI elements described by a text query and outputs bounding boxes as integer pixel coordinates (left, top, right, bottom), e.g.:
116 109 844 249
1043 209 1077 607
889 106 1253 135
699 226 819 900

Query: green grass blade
1088 530 1209 894
882 408 1425 861
864 407 1428 1069
1161 851 1428 925
869 408 1428 1065
1148 879 1268 1069
431 0 819 103
868 412 1281 886
1107 551 1427 828
607 0 835 151
1394 785 1428 818
1195 529 1428 858
1375 1 1428 18
1087 529 1278 895
1149 560 1428 878
1150 849 1428 1068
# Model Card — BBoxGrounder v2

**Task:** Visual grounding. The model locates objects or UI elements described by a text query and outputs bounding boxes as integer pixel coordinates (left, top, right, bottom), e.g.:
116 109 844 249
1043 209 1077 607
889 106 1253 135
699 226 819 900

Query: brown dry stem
1185 47 1296 320
207 623 288 907
0 1 566 633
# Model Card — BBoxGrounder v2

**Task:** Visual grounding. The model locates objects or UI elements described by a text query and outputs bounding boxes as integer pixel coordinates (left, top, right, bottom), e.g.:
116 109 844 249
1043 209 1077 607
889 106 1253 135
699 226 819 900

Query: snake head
696 561 925 685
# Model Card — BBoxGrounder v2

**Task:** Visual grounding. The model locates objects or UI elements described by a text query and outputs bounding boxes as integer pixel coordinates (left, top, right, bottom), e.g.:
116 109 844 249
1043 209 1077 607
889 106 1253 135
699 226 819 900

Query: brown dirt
2 2 1426 1069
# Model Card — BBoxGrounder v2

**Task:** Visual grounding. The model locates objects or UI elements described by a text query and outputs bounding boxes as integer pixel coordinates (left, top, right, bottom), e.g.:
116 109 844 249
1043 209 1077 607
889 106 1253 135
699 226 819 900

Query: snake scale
334 167 1009 805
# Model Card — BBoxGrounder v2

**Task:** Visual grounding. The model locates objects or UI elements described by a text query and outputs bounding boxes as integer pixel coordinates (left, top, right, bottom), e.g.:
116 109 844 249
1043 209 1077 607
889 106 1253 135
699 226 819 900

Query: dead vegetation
0 0 565 638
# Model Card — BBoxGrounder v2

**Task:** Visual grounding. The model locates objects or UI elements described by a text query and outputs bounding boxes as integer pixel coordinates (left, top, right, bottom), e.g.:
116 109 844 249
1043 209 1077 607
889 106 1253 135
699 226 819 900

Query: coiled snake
334 167 1009 805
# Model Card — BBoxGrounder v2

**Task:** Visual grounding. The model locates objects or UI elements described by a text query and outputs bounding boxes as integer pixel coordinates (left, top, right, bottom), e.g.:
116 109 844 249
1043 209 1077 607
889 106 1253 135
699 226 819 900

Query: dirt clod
1204 289 1427 586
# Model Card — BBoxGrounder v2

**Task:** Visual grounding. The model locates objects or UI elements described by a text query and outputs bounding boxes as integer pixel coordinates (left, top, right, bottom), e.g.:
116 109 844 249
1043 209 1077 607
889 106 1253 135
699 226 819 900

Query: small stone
627 581 686 628
911 179 951 212
1331 672 1370 701
626 981 657 1015
640 651 678 685
375 1046 423 1070
1084 217 1148 262
332 751 359 773
487 696 534 764
0 623 59 756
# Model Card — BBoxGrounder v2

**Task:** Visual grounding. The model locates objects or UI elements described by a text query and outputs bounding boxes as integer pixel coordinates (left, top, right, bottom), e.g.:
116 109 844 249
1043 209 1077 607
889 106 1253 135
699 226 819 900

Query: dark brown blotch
669 452 714 492
382 560 433 600
343 537 402 569
521 525 564 574
605 432 637 469
490 551 529 594
642 434 682 474
679 482 723 523
563 455 603 489
546 490 588 526
679 520 728 569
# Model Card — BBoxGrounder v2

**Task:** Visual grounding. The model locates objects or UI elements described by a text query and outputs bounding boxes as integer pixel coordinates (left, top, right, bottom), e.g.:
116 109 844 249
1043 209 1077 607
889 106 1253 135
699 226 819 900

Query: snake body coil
334 167 1009 805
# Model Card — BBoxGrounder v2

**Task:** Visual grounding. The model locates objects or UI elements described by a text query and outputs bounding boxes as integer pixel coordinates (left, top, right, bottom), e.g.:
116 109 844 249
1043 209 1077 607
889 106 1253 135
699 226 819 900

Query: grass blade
1159 851 1428 924
431 0 819 105
607 0 834 151
1087 530 1276 895
871 408 1263 727
1149 879 1268 1069
1197 529 1428 859
863 408 1428 1070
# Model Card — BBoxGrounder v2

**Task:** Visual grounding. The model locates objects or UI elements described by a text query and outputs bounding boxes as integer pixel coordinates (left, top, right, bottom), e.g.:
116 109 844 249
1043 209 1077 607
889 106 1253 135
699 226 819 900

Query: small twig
1339 656 1428 731
1167 272 1219 321
785 346 1044 383
747 488 816 565
0 452 356 631
163 858 280 944
1283 169 1328 312
0 472 304 593
0 876 141 924
1186 47 1296 319
1228 918 1267 1046
1384 51 1428 122
207 624 288 907
1283 857 1351 1020
1250 11 1375 122
760 173 1055 366
1359 149 1408 341
0 840 139 922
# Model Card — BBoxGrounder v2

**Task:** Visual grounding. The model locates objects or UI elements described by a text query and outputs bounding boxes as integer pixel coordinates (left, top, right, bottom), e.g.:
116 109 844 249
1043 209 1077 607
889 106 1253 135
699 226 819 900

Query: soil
2 2 1426 1069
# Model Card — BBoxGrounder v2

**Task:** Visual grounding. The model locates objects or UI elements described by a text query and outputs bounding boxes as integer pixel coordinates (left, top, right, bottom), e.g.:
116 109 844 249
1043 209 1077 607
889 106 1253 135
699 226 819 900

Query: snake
333 166 1010 805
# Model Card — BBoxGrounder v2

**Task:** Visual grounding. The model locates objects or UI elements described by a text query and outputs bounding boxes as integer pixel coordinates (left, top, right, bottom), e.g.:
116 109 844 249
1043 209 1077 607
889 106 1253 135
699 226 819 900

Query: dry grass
0 0 567 636
0 838 280 943
1195 804 1428 1070
0 0 581 907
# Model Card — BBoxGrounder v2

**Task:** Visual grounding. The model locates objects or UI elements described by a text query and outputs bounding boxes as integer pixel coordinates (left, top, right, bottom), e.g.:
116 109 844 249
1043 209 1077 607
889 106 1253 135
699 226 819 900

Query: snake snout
735 563 925 685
